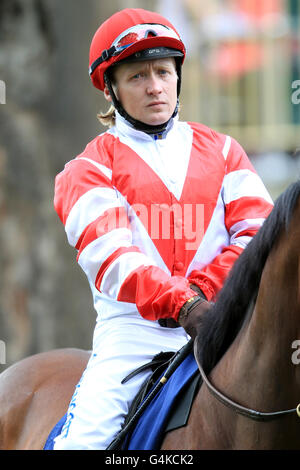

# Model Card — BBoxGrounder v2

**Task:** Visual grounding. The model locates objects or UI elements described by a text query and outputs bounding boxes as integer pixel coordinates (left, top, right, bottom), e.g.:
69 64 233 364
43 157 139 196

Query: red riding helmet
89 8 186 92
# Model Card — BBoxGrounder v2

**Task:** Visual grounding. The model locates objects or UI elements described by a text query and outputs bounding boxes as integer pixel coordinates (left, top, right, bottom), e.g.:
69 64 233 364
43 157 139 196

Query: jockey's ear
104 85 112 103
104 83 119 102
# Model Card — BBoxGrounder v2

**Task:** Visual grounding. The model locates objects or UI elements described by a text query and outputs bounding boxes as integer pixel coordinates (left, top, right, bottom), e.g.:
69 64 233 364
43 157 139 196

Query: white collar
114 111 178 141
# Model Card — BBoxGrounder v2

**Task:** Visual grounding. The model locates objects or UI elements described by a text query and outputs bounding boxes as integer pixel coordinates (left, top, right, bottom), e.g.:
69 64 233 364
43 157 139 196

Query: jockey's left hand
158 297 213 338
158 284 211 332
178 298 213 339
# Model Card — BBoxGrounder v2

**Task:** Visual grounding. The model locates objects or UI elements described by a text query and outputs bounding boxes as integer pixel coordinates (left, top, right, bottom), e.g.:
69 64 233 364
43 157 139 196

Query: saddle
44 341 200 450
108 340 201 450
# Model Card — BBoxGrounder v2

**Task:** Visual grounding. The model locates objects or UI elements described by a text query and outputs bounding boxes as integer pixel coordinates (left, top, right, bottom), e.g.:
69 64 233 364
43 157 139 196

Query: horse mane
195 179 300 375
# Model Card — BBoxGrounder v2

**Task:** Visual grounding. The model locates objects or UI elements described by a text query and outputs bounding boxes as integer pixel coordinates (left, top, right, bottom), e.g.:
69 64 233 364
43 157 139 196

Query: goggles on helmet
89 23 182 76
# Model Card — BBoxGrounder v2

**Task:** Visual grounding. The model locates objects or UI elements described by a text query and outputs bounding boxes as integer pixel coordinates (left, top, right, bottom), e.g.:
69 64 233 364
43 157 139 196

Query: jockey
53 8 273 450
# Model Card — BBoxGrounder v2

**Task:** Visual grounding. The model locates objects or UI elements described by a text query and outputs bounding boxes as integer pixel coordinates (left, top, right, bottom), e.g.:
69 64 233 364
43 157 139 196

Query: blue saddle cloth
44 413 67 450
124 353 198 450
44 352 198 450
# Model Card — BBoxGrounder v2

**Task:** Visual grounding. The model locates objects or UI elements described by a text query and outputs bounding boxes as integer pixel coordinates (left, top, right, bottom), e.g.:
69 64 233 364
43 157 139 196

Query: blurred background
0 0 299 368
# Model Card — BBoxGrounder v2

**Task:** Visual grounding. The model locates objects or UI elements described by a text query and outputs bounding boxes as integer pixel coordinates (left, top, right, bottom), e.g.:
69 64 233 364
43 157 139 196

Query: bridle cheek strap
194 340 300 422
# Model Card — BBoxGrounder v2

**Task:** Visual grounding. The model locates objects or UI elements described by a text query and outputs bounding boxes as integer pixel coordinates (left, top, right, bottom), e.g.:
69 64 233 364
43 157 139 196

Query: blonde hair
97 67 117 128
97 104 116 128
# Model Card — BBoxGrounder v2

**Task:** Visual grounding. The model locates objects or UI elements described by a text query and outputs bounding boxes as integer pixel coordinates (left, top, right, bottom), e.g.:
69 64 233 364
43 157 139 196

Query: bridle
195 354 300 422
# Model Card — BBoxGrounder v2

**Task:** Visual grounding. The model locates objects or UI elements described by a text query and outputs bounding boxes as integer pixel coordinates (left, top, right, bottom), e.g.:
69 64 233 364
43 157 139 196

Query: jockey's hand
178 297 213 339
158 318 180 328
158 284 211 332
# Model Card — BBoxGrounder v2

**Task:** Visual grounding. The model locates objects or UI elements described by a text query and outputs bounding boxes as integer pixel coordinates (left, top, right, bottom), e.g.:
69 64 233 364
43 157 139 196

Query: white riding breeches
53 315 189 450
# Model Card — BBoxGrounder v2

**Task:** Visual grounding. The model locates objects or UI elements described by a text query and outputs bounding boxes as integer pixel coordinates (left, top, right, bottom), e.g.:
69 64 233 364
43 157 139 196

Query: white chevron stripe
77 228 133 285
77 157 112 181
65 187 122 247
114 118 193 201
222 135 231 160
231 235 253 249
100 251 154 299
186 190 229 275
223 169 273 205
229 218 265 237
117 190 171 275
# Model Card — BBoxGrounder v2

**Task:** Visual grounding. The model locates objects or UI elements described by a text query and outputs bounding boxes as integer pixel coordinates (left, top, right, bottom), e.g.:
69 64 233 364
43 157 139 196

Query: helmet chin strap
104 72 179 135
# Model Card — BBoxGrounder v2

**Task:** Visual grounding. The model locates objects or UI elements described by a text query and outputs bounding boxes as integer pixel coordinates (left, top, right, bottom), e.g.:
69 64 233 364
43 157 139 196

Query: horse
0 180 299 450
162 178 300 450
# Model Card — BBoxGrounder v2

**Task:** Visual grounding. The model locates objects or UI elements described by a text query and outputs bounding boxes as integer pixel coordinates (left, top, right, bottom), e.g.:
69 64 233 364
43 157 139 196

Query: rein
195 354 300 422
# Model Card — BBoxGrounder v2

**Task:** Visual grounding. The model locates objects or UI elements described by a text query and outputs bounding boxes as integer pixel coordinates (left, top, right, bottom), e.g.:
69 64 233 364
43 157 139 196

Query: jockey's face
104 58 178 127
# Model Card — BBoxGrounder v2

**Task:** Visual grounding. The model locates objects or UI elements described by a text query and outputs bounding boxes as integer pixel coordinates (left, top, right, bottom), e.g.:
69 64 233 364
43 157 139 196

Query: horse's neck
187 194 300 450
195 204 300 450
208 200 300 446
246 197 300 368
